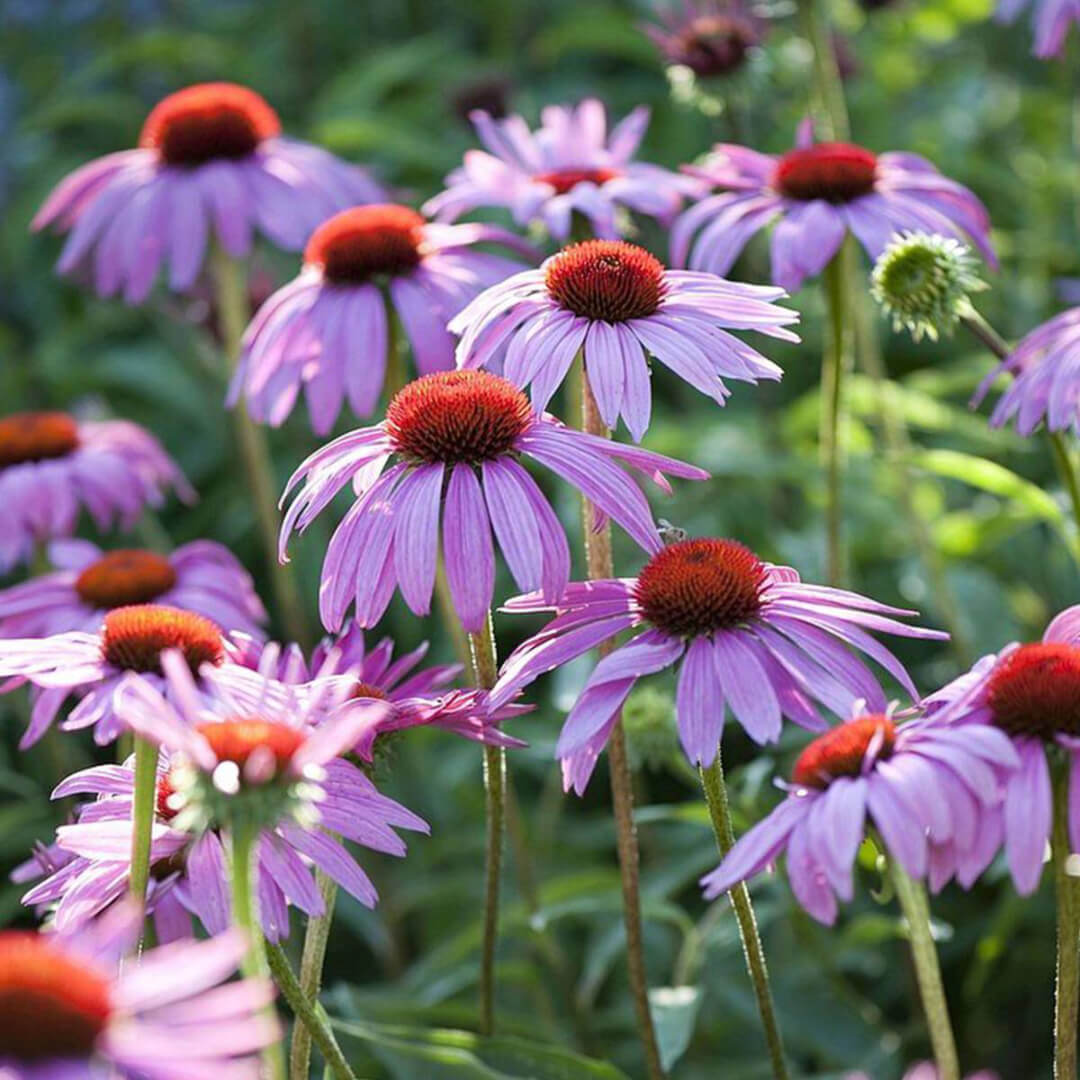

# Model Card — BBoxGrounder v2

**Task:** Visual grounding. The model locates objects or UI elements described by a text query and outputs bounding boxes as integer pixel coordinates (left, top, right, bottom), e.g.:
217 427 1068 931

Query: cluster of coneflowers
3 4 1080 1077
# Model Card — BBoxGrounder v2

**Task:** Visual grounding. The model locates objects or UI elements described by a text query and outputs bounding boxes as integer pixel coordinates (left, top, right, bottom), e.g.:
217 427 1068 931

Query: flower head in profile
0 412 193 574
229 621 528 760
673 124 995 292
490 536 947 793
971 307 1080 437
280 370 707 634
424 98 701 241
643 0 767 79
0 906 278 1078
451 239 795 441
0 604 282 748
23 655 426 943
997 0 1079 56
33 82 384 303
0 538 265 639
921 605 1080 895
229 204 537 434
700 706 1017 923
871 232 986 342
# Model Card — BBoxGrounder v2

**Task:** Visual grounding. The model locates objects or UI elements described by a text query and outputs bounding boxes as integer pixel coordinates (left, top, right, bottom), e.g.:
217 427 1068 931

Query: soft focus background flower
4 3 1078 1077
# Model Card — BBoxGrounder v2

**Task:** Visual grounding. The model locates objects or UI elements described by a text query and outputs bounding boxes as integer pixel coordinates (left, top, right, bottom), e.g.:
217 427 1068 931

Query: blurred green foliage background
2 1 1078 1076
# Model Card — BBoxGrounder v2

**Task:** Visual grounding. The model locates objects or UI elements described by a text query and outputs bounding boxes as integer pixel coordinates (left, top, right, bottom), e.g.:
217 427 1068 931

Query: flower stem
821 247 852 586
267 942 357 1080
229 820 286 1080
465 613 505 1036
576 361 667 1080
1053 760 1080 1080
797 0 851 140
290 869 339 1080
699 755 789 1080
211 244 311 649
890 860 960 1080
1050 433 1080 542
128 736 157 943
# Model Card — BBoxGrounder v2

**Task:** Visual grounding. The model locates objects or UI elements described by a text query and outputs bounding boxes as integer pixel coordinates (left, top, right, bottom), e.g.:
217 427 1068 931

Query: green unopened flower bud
871 232 986 342
622 685 679 772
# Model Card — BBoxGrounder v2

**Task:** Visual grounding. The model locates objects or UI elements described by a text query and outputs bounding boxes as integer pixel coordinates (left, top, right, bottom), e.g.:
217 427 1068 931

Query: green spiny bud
871 232 986 342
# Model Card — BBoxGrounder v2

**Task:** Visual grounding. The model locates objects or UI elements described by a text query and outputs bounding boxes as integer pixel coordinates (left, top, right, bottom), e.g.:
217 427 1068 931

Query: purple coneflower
847 1063 998 1080
423 98 700 241
0 412 192 574
920 605 1080 895
0 538 265 639
490 536 946 793
24 692 425 942
229 621 528 760
229 204 537 434
0 908 278 1079
672 125 995 292
997 0 1079 55
280 370 707 634
643 0 766 78
971 307 1080 437
451 239 795 441
33 82 384 303
700 707 1016 923
0 604 287 748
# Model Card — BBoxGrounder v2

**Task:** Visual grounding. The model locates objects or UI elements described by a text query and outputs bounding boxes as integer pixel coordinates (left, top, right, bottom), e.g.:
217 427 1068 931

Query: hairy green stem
290 869 339 1080
229 821 286 1080
128 736 158 943
212 245 311 649
577 363 667 1080
268 943 357 1080
699 756 789 1080
890 861 960 1080
797 0 850 139
465 614 505 1036
1050 433 1080 543
821 249 851 586
1054 761 1080 1080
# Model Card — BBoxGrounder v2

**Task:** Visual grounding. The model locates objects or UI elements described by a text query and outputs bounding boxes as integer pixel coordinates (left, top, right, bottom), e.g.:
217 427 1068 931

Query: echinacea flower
700 707 1017 923
451 239 795 441
971 307 1080 437
847 1065 998 1080
672 124 995 292
229 204 538 434
920 605 1080 895
423 98 700 241
0 412 193 574
0 604 286 748
229 621 528 759
490 536 947 793
33 82 384 303
280 370 707 634
23 660 426 941
0 538 265 639
643 0 766 78
997 0 1079 56
0 907 278 1079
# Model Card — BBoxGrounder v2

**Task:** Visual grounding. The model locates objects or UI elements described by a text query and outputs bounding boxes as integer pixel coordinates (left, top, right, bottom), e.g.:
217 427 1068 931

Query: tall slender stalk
128 736 157 943
229 820 286 1080
1053 760 1080 1080
290 869 339 1080
211 245 311 648
464 613 505 1036
821 247 852 586
267 942 357 1080
797 0 850 140
699 756 789 1079
890 860 961 1080
576 364 667 1080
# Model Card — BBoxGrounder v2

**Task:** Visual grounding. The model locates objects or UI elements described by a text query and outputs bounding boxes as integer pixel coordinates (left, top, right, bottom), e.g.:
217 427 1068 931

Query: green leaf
333 1018 631 1079
649 985 703 1071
